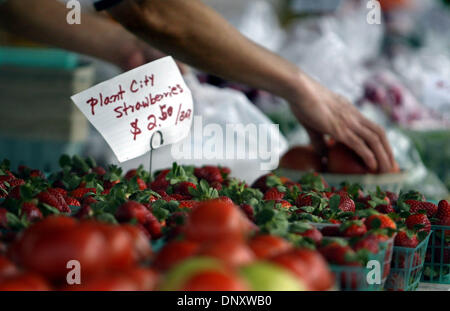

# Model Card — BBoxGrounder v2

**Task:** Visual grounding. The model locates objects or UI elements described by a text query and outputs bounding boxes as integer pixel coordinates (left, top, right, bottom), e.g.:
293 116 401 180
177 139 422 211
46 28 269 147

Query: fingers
342 130 378 172
363 119 395 166
306 128 327 157
352 121 392 173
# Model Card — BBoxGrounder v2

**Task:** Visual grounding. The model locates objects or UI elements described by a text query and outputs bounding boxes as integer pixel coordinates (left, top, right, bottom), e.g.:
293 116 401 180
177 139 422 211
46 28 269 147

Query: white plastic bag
118 75 288 183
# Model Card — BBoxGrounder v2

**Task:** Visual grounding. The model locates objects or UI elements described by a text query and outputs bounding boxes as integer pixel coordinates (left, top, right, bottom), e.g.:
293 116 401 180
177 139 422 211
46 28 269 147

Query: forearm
0 0 138 68
108 0 306 102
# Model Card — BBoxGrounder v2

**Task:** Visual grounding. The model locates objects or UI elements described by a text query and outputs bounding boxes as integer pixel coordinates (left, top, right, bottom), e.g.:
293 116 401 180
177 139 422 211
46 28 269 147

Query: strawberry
178 200 199 210
292 224 323 245
364 214 396 230
341 221 367 237
336 192 356 213
7 179 25 188
7 186 21 200
70 187 96 199
74 205 92 219
210 181 222 191
65 197 80 207
352 235 379 254
375 204 395 214
92 166 106 176
0 208 8 228
406 213 431 233
405 200 437 218
174 182 197 197
20 202 43 222
150 170 170 191
143 213 162 240
29 169 45 179
296 193 313 207
386 191 398 206
37 191 69 213
263 187 285 201
48 188 67 199
136 178 147 191
319 242 361 266
394 230 419 248
194 166 223 184
239 204 254 222
116 201 151 224
124 169 138 180
274 199 292 209
251 173 275 193
436 200 450 221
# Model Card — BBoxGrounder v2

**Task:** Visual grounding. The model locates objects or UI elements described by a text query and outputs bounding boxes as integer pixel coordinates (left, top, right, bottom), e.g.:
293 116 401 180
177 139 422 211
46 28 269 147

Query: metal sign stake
149 131 164 179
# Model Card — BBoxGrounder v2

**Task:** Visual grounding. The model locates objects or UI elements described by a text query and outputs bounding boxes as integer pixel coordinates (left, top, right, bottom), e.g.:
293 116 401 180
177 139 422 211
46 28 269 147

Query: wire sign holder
149 131 164 179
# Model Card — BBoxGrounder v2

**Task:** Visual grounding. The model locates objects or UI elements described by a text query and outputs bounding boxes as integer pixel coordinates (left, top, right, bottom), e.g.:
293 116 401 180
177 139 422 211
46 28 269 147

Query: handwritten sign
71 57 193 162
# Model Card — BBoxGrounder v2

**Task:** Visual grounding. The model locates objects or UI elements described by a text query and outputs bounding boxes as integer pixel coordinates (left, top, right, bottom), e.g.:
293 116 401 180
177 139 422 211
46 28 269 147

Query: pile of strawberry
0 155 449 291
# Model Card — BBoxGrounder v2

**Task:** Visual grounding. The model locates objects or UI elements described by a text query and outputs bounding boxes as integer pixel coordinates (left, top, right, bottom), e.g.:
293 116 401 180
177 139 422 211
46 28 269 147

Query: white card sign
71 56 193 162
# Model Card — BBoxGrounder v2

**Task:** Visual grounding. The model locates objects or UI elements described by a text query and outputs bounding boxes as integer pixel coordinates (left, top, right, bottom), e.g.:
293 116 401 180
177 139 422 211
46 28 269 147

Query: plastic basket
385 232 431 291
330 239 391 291
422 225 450 284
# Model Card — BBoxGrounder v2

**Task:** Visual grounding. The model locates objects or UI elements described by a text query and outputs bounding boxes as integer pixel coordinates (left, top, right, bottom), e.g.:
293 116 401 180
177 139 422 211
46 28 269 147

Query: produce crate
422 225 450 284
385 232 431 291
0 60 94 171
331 239 392 291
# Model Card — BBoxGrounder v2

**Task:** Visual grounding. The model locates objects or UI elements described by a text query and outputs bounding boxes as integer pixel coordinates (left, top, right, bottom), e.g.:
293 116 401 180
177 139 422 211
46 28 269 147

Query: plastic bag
117 74 288 184
207 0 285 52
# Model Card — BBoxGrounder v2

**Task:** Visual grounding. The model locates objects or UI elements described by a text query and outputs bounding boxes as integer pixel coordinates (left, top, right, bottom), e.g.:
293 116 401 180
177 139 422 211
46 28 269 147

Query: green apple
159 257 223 291
240 261 306 291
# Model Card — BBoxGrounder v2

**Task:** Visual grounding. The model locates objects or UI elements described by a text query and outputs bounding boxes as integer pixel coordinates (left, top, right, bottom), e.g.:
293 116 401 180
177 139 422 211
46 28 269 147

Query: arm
108 0 395 173
0 0 170 71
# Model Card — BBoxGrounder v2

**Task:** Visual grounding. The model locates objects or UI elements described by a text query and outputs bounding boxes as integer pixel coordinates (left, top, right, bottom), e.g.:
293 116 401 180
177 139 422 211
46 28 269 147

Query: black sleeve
94 0 124 11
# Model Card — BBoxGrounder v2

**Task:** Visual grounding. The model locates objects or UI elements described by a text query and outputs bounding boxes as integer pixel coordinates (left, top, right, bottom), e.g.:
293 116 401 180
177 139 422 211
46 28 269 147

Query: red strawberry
274 200 292 209
136 178 147 191
210 181 222 191
406 200 437 218
116 201 151 224
251 173 275 193
295 226 323 245
364 214 396 230
353 235 379 254
143 213 162 240
124 169 138 180
178 200 199 210
386 191 398 206
29 169 45 179
335 192 356 213
7 179 25 188
48 188 68 199
0 208 8 228
319 242 361 266
70 187 96 199
406 214 431 233
174 182 196 197
436 200 450 221
7 186 21 200
341 221 367 238
394 231 419 248
263 187 285 201
375 204 395 214
20 202 43 222
37 191 69 213
92 166 106 176
239 204 254 222
149 170 170 191
296 193 313 207
65 197 80 207
194 166 223 184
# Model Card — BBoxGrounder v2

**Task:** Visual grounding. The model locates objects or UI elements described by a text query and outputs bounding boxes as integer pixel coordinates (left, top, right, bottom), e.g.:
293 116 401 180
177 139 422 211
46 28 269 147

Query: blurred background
0 0 449 199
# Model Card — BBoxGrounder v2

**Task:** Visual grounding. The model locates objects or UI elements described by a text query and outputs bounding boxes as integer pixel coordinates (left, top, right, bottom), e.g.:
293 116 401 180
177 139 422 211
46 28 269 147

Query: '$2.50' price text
130 103 192 141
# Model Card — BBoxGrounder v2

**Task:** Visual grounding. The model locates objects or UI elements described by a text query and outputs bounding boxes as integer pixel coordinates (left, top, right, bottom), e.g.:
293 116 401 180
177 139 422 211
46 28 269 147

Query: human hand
289 73 396 173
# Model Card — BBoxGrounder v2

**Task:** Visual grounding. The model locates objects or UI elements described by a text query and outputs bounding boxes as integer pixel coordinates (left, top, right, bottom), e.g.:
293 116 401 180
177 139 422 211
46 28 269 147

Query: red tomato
0 273 50 291
271 249 334 291
153 240 199 271
198 239 255 267
248 235 292 259
182 270 248 291
184 199 252 242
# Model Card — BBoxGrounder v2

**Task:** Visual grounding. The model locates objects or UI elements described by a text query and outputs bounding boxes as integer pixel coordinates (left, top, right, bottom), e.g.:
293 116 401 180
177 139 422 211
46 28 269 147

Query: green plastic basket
330 240 392 291
385 232 431 291
422 225 450 284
